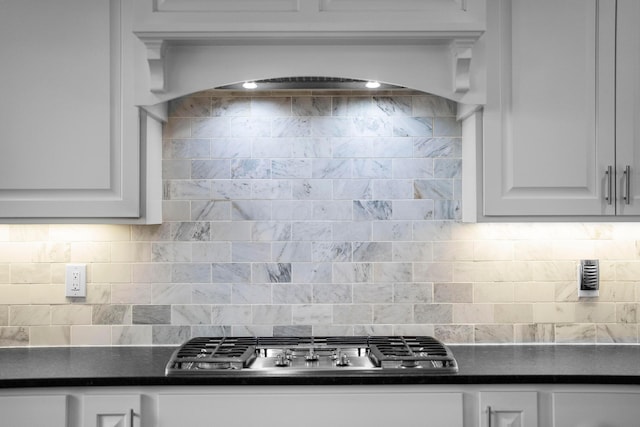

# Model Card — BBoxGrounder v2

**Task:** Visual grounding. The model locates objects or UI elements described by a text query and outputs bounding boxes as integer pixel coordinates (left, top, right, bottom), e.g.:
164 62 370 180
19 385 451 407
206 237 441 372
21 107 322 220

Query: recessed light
242 81 258 89
365 81 381 89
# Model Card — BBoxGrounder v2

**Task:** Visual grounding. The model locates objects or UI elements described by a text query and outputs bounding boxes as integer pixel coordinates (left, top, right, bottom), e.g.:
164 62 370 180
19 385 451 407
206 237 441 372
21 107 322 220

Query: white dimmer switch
65 264 87 297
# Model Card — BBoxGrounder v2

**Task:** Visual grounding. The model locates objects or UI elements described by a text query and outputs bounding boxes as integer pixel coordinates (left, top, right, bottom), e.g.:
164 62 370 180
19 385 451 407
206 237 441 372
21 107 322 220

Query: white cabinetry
158 387 463 427
131 0 486 105
83 394 141 427
614 0 640 215
0 394 67 427
553 391 640 427
479 391 538 427
483 0 617 218
3 384 640 426
0 0 161 223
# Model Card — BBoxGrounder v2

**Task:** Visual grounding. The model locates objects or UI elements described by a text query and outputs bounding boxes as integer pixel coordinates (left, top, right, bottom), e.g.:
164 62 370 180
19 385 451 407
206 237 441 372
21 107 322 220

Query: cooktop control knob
305 348 319 362
275 352 290 367
335 351 350 367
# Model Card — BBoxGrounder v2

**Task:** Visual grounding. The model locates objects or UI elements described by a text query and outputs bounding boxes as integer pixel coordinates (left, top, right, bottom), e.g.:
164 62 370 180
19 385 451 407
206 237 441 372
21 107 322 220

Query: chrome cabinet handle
130 409 135 427
486 405 492 427
605 166 613 204
624 165 631 205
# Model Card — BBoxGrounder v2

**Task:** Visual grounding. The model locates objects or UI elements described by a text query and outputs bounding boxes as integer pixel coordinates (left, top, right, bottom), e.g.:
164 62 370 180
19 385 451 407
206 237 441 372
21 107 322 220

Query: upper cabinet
0 0 161 223
482 0 620 218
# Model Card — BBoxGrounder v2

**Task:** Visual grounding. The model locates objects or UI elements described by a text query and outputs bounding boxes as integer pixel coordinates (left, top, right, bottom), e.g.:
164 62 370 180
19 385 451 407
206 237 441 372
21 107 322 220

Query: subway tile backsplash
1 90 640 346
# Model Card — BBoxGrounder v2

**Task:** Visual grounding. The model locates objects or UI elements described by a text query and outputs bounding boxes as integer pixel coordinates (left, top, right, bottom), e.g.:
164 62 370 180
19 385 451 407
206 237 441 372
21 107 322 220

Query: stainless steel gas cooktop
165 336 458 377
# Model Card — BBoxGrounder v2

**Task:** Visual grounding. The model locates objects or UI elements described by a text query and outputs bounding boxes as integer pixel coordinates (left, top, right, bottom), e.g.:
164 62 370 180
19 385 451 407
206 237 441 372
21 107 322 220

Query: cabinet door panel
0 395 67 427
480 391 538 427
615 0 640 215
0 0 139 219
483 0 616 216
159 390 463 427
553 392 640 427
84 394 140 427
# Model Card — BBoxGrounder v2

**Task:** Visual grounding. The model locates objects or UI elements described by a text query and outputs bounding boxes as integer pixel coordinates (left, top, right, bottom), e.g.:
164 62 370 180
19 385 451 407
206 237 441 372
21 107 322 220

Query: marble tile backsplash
1 90 640 346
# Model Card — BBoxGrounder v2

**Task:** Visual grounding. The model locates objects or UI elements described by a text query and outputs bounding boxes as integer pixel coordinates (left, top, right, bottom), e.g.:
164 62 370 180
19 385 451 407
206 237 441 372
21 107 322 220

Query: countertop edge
2 344 640 389
4 375 640 389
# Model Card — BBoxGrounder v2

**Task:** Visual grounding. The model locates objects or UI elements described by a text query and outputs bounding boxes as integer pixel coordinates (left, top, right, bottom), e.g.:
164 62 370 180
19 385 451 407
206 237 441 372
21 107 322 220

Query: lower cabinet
2 384 640 427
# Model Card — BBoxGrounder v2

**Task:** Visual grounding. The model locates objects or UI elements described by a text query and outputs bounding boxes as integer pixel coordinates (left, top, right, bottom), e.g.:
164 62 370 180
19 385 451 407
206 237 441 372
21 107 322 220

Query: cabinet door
615 0 640 215
483 0 616 217
0 0 140 219
480 391 538 427
553 392 640 427
159 388 463 427
0 395 67 427
83 394 141 427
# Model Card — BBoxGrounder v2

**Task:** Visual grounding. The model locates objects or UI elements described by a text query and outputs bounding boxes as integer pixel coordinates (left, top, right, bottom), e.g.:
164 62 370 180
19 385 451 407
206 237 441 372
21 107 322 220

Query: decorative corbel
450 38 475 93
141 38 167 94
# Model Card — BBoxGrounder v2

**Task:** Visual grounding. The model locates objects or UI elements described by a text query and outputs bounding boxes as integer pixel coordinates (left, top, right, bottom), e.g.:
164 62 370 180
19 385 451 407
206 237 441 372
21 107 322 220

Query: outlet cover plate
65 263 86 298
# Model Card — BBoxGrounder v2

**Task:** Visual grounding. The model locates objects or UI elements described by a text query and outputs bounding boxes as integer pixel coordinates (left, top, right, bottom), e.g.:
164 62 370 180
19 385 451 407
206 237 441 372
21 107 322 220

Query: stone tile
212 305 252 325
414 304 452 324
313 283 352 304
353 283 393 304
71 326 111 345
30 326 70 346
373 304 413 324
152 325 191 345
172 304 211 325
0 326 29 346
112 325 152 345
252 305 291 324
132 305 171 325
93 305 131 325
434 282 472 303
555 323 596 343
514 324 555 343
394 283 433 304
475 324 514 343
596 324 638 343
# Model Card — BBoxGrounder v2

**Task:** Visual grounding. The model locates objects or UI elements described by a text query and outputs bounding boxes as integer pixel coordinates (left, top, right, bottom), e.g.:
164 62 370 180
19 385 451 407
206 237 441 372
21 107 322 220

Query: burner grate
368 336 457 370
168 337 257 370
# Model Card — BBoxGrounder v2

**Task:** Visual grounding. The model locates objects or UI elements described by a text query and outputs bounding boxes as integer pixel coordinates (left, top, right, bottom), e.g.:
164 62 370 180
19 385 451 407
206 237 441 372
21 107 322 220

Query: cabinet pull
605 166 613 204
486 405 492 427
130 409 135 427
624 165 631 205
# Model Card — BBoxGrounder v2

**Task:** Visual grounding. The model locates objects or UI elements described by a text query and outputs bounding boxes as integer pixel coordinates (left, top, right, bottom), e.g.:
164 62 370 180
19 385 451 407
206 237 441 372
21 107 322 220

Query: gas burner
166 336 458 376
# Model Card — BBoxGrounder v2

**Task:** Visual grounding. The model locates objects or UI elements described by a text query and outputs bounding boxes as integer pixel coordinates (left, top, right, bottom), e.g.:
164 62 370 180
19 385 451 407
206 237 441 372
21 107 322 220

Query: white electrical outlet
65 264 87 298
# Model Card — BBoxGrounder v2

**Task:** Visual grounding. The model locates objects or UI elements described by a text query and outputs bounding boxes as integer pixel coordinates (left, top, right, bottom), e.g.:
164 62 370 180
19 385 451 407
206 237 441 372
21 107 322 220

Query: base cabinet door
158 388 463 427
83 394 141 427
553 392 640 427
0 395 67 427
479 391 538 427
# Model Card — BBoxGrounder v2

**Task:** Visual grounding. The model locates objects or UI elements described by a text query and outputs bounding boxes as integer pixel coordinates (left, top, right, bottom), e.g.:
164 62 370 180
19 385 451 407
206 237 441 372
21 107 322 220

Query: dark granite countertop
2 344 640 388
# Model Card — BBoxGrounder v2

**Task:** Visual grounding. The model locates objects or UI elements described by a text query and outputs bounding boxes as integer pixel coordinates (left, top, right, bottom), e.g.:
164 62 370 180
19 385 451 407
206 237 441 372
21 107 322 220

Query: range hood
132 0 487 106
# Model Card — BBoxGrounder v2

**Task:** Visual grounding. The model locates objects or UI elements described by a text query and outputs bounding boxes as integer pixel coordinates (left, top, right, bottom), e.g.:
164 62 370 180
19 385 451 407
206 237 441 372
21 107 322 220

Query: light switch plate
65 263 86 298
